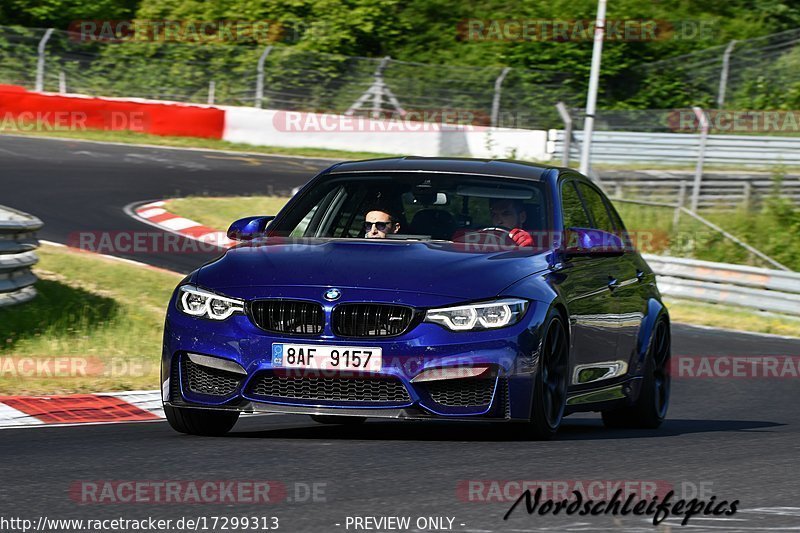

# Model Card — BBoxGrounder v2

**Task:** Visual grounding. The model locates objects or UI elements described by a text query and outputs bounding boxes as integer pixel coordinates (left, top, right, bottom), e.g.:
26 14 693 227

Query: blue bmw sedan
162 157 670 439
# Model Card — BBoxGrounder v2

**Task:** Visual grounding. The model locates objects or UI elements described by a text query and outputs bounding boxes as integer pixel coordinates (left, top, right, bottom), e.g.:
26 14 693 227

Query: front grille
247 373 411 403
182 357 242 397
332 304 415 337
250 300 324 335
423 378 497 407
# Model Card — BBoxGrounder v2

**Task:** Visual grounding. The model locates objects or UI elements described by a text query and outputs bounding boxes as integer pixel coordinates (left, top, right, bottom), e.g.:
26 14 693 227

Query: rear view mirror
564 227 624 257
411 191 448 206
227 216 275 241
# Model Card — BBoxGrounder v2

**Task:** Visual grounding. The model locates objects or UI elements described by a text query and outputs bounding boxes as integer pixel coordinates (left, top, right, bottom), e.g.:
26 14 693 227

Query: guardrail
643 254 800 316
549 129 800 167
0 205 43 307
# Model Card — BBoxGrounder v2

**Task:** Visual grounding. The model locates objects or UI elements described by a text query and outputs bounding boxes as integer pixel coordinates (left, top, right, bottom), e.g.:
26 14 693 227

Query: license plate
272 343 382 371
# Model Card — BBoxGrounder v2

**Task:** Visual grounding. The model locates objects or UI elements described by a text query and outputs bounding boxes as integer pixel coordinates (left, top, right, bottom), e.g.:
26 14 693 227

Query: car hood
197 239 552 300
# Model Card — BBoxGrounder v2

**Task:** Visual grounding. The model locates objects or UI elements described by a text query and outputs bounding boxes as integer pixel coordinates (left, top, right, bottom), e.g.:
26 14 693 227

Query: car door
576 182 644 369
557 178 619 383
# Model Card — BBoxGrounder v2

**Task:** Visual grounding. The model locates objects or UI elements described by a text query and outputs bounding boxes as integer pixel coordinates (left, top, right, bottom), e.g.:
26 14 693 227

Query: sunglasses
363 221 394 233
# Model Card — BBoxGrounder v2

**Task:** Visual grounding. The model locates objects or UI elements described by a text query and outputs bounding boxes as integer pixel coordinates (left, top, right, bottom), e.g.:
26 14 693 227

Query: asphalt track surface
2 135 799 532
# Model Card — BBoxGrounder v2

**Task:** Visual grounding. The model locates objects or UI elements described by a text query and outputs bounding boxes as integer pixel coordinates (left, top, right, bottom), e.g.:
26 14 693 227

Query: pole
555 102 573 166
35 28 55 92
254 45 274 108
58 71 66 94
579 0 607 177
690 106 709 212
717 40 737 108
371 56 391 119
490 67 511 128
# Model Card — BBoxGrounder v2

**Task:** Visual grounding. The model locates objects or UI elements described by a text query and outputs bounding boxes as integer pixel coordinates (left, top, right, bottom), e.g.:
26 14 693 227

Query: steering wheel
475 226 515 245
478 226 512 234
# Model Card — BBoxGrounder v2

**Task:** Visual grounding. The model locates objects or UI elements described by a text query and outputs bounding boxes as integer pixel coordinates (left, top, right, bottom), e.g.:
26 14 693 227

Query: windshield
269 173 549 245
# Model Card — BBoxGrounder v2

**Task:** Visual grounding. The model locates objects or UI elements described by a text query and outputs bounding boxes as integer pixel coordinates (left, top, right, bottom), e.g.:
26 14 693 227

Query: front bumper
162 297 548 422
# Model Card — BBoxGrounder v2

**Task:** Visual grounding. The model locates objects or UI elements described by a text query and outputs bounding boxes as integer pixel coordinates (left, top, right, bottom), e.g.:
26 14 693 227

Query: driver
364 208 401 239
489 199 534 247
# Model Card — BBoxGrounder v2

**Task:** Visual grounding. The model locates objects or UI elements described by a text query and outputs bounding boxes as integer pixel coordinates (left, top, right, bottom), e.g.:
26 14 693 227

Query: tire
164 404 239 436
310 415 366 425
602 318 671 429
527 309 569 440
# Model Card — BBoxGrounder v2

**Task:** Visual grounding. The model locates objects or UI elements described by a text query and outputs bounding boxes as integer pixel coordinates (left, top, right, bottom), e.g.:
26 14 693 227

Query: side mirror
564 227 624 257
227 216 275 241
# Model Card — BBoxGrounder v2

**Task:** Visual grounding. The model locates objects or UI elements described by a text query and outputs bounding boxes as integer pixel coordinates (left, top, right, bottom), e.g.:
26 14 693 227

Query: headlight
424 298 528 331
177 285 244 320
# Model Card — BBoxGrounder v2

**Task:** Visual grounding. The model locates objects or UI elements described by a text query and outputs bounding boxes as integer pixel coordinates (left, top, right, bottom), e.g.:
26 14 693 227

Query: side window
561 181 591 228
578 183 614 233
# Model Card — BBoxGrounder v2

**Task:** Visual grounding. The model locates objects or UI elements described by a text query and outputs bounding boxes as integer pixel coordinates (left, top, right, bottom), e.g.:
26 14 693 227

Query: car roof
325 156 560 181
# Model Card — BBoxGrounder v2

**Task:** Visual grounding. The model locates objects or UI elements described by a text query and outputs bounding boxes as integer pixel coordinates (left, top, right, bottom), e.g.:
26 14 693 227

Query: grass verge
0 128 392 161
0 244 181 395
167 196 291 234
665 298 800 338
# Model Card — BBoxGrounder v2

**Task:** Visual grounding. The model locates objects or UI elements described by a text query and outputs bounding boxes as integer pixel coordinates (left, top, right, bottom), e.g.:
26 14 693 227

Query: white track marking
158 216 202 231
0 403 45 427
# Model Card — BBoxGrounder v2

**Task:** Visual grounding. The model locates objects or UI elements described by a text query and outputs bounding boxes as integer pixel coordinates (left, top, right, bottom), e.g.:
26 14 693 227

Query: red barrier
0 85 224 139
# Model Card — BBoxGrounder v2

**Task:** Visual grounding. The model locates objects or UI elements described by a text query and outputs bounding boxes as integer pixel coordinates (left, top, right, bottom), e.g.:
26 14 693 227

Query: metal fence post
254 45 274 108
58 71 66 94
717 40 737 108
555 102 572 167
35 28 55 92
207 81 216 105
490 67 511 128
690 107 709 212
673 180 687 230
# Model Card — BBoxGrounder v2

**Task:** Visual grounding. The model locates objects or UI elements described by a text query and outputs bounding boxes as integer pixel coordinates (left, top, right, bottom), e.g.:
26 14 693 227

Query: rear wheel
164 404 239 436
527 310 569 440
310 415 366 425
602 318 671 429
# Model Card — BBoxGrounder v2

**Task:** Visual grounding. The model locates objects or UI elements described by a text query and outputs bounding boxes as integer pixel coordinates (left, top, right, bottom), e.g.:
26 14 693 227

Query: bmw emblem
324 288 342 301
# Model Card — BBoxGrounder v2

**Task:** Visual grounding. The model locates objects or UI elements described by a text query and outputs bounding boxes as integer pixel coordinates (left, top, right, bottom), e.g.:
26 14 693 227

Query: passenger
364 209 401 239
489 199 533 247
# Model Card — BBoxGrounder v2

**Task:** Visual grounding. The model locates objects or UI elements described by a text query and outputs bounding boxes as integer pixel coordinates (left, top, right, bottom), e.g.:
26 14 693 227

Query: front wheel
602 318 671 429
164 404 239 436
527 310 569 440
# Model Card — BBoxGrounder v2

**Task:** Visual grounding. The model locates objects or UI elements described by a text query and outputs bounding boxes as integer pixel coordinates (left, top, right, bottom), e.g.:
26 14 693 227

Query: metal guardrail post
490 67 511 128
35 28 55 92
690 106 709 212
254 45 274 109
0 205 44 308
743 181 752 209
